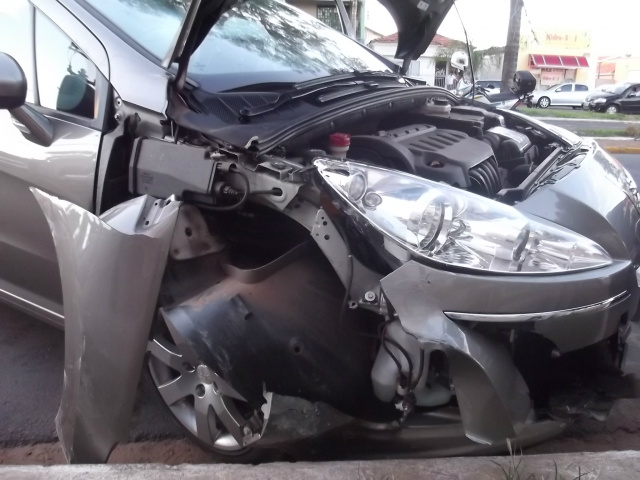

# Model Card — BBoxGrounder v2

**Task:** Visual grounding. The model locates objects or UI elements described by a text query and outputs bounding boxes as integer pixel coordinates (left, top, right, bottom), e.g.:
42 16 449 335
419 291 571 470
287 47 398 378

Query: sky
366 0 639 56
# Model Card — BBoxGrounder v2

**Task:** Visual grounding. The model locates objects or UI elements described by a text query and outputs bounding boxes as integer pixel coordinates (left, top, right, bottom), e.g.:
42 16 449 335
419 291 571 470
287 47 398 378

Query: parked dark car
1 0 640 466
583 82 640 114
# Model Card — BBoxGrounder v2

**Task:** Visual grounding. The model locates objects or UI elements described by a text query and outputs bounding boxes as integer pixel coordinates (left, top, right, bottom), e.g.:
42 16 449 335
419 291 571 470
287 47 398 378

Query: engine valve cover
349 124 501 197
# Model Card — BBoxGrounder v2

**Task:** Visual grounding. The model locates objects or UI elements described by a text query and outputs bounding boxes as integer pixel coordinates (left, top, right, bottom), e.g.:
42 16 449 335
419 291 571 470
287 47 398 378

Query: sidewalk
597 137 640 154
3 450 640 479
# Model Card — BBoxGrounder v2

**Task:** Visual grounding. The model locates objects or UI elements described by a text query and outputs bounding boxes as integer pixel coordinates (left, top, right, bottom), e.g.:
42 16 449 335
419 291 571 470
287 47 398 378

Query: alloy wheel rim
147 313 269 453
539 98 550 108
606 106 617 114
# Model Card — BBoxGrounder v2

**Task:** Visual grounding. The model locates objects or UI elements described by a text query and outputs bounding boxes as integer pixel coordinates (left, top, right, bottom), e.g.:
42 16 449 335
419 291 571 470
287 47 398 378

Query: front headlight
594 98 607 104
315 159 612 274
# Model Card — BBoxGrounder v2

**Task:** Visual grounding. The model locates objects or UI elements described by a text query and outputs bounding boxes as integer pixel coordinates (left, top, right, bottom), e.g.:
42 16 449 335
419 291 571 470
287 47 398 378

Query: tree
500 0 523 92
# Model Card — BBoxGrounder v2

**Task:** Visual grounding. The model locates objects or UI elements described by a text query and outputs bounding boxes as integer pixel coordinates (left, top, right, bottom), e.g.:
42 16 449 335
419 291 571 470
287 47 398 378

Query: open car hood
378 0 454 64
169 0 455 83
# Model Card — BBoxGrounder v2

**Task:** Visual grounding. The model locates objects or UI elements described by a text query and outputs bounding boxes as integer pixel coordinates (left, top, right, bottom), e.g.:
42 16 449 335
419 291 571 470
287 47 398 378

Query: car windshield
604 83 629 94
84 0 393 92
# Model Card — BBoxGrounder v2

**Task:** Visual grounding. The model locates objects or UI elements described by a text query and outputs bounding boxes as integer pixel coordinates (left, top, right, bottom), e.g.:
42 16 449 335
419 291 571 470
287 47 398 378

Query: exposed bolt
364 291 377 302
271 161 286 170
243 426 252 436
115 97 122 107
114 112 122 122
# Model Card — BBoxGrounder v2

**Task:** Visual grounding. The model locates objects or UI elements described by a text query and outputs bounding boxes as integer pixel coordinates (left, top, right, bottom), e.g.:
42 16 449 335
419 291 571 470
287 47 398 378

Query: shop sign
540 69 564 85
541 30 590 50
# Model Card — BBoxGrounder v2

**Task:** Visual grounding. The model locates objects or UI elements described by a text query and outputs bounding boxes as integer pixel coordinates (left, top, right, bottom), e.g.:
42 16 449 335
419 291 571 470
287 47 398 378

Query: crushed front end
43 90 640 461
313 138 640 455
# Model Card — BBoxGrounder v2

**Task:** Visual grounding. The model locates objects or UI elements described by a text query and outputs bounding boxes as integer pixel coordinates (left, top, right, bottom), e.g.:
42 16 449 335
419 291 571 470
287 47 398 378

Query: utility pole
500 0 523 92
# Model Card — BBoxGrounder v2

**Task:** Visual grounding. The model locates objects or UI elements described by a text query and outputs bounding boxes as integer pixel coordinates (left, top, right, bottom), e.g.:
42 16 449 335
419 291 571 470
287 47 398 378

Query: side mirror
0 52 27 110
511 71 537 96
0 53 53 147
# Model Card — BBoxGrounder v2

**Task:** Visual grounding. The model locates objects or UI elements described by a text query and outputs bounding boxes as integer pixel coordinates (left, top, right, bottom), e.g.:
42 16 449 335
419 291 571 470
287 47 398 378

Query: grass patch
516 107 640 122
491 440 595 480
573 125 640 138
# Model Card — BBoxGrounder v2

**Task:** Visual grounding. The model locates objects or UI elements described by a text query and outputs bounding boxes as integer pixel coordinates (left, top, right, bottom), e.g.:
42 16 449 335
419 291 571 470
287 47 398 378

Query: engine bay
132 99 566 214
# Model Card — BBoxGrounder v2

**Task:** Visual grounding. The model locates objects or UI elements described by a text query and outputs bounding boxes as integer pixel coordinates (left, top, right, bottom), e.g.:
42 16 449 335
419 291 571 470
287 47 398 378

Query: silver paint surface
32 189 180 463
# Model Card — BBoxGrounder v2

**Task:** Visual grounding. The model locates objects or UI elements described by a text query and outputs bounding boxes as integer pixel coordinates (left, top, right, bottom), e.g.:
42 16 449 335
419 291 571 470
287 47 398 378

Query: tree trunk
500 0 523 92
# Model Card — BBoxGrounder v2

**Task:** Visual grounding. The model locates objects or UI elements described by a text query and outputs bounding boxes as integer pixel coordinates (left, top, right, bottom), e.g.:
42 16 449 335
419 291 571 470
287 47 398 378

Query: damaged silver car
1 0 639 464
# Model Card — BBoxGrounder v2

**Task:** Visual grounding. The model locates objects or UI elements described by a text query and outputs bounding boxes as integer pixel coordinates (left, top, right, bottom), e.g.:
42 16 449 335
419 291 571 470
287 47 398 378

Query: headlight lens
315 159 612 274
594 98 607 103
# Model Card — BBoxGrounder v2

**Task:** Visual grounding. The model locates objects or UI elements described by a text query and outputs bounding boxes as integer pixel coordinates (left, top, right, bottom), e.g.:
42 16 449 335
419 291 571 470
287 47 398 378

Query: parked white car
529 82 591 108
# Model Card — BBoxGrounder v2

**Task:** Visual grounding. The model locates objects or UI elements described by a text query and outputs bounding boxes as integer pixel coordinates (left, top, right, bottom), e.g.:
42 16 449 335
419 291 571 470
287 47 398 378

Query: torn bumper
379 258 639 446
32 190 180 463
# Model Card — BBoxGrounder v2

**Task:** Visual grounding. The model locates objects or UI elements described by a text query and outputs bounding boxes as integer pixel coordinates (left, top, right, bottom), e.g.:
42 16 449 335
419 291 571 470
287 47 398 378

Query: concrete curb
3 451 640 479
594 138 640 154
602 145 640 154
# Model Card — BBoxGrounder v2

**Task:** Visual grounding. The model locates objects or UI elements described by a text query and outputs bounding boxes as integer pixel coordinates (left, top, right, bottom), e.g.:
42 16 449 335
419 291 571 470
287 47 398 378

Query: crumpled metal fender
380 261 533 445
32 189 180 463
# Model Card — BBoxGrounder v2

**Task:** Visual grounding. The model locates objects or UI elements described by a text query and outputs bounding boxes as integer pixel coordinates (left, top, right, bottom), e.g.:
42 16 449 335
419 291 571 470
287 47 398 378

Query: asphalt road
0 304 183 446
2 154 640 453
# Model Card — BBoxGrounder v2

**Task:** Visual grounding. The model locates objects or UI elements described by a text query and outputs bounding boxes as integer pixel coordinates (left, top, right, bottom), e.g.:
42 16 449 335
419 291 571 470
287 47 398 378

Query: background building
518 30 591 87
596 56 640 86
369 33 505 87
368 33 454 86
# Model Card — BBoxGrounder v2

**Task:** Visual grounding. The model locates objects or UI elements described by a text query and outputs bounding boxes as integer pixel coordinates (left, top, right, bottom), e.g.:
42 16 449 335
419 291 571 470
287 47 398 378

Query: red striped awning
530 54 589 69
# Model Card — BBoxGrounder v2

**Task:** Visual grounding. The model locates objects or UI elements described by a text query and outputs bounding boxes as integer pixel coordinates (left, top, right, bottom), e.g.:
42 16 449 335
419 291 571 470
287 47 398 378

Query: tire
146 315 271 463
572 106 580 110
605 104 619 114
537 96 551 109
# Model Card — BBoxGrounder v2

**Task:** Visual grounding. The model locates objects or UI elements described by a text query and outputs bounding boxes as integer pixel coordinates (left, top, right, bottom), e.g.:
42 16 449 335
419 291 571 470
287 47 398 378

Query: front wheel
605 104 620 114
537 96 551 108
147 313 270 462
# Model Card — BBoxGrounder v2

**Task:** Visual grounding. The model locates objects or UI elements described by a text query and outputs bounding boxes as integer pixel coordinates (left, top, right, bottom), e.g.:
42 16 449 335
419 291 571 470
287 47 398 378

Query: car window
0 0 36 103
35 10 98 119
605 83 629 94
557 84 572 92
575 85 588 92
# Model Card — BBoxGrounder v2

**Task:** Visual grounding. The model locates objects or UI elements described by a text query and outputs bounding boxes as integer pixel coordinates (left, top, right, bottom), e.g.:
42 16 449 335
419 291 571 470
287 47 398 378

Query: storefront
528 54 590 87
518 30 592 87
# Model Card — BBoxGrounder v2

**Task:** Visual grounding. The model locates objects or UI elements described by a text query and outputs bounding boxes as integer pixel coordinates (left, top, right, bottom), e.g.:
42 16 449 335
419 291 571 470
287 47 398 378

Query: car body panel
32 189 180 462
530 83 591 107
582 83 640 113
1 0 640 466
0 112 101 325
0 0 114 324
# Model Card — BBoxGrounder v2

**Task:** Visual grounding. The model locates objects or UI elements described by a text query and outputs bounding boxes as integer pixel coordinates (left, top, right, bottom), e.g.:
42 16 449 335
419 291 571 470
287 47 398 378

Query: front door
553 84 573 105
0 1 109 325
619 85 640 114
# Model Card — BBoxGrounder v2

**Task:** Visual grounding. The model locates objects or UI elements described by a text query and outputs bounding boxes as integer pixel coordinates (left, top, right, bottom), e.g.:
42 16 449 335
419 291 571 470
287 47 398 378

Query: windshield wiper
293 70 402 90
239 72 404 119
